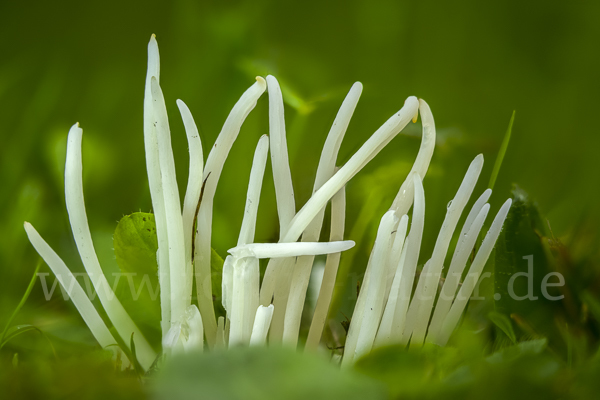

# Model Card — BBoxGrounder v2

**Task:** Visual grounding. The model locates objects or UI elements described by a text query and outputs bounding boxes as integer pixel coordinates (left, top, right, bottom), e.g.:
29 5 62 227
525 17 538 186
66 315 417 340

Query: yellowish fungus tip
256 76 266 85
412 110 419 123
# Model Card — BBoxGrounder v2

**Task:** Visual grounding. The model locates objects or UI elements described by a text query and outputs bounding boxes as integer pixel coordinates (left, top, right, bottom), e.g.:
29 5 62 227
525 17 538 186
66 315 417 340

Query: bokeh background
1 0 599 397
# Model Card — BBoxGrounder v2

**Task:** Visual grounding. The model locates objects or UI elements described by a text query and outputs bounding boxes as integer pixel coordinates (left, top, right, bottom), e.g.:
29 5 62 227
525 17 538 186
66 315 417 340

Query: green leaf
488 311 517 344
486 338 548 364
113 211 227 317
113 212 159 277
494 186 565 353
153 347 386 400
488 110 515 190
355 344 463 398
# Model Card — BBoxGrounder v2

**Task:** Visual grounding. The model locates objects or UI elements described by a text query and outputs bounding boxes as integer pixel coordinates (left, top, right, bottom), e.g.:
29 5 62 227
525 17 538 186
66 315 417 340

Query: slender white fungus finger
151 77 188 325
305 186 346 351
353 211 398 360
65 123 156 370
408 154 484 347
144 35 171 337
194 77 267 348
238 135 269 247
435 198 512 346
390 99 437 217
459 189 492 239
228 241 355 259
182 305 204 352
178 99 204 306
282 96 419 245
250 305 275 346
426 203 490 344
24 222 124 362
267 75 296 237
390 174 425 343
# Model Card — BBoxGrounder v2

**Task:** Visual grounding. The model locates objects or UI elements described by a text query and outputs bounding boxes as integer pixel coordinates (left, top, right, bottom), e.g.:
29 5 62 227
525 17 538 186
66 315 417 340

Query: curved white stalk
143 35 171 337
221 256 234 315
65 123 156 370
375 241 409 347
426 203 490 344
435 198 512 346
283 84 362 346
250 305 274 346
341 211 398 366
281 96 419 245
222 137 269 320
407 154 484 347
353 211 398 360
238 135 269 246
260 95 419 341
260 75 298 345
162 322 183 356
182 305 204 352
178 99 204 305
151 77 188 326
228 241 355 259
266 75 296 237
385 214 410 299
194 77 267 347
229 256 260 346
24 223 126 364
390 99 436 217
391 174 425 343
459 189 492 239
305 185 346 351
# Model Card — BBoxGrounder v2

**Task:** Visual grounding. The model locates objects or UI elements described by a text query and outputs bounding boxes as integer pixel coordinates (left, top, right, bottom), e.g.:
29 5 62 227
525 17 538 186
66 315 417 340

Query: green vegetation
1 1 599 399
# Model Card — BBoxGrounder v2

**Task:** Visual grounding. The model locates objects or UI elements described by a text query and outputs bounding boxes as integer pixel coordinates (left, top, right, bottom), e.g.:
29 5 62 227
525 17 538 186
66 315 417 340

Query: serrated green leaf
494 186 565 352
488 311 517 344
114 212 226 317
113 212 159 277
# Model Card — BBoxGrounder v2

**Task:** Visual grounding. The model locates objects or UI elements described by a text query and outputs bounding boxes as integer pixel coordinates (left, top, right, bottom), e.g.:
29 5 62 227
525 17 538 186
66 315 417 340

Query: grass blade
488 110 515 190
1 261 41 343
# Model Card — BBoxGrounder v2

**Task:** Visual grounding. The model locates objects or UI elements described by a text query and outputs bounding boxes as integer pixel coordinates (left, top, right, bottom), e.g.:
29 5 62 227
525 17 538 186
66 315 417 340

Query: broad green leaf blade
113 212 159 277
494 186 565 354
113 211 227 318
488 311 517 344
488 110 515 190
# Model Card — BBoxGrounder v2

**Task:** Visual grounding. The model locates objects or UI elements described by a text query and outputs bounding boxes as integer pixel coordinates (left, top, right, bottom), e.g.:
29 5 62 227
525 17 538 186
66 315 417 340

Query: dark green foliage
153 347 386 400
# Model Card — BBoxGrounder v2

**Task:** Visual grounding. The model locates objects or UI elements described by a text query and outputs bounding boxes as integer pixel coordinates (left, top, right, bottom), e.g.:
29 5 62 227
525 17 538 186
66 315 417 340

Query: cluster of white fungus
24 35 511 371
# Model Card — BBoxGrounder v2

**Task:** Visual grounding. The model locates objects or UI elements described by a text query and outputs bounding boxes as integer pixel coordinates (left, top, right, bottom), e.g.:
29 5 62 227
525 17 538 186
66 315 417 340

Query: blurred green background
1 0 600 398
